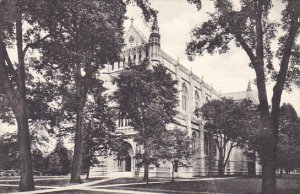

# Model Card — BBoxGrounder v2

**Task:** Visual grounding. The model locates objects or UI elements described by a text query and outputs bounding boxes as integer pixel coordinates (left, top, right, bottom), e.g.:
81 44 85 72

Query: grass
114 177 300 194
0 176 105 186
0 176 106 193
48 190 118 194
93 177 169 186
1 175 300 193
0 186 51 194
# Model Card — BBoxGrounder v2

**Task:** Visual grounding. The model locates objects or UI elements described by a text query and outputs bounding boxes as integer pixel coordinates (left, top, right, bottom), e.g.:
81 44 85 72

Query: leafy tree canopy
277 103 300 172
195 97 259 175
187 0 300 89
113 60 178 181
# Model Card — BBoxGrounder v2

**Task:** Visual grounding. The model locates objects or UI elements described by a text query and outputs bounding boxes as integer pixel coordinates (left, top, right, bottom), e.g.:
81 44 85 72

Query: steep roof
222 89 259 103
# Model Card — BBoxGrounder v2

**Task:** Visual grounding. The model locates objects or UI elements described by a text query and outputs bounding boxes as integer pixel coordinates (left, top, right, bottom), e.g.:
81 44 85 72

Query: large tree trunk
70 98 86 183
0 41 35 192
85 152 92 180
15 10 35 191
259 118 276 194
248 152 256 177
15 109 35 191
70 61 89 183
261 152 276 194
0 24 35 192
218 148 225 176
171 163 175 182
143 162 149 184
86 163 90 180
143 141 150 184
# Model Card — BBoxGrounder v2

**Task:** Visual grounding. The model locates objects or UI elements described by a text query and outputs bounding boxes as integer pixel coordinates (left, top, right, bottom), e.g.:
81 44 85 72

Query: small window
139 51 142 61
118 160 122 167
206 96 210 102
118 119 124 127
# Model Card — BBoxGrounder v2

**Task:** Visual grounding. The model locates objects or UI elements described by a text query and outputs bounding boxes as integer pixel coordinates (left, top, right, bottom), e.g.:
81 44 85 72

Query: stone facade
91 18 261 178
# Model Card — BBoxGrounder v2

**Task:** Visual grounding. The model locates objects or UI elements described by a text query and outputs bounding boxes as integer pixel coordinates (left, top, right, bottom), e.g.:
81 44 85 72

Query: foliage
48 139 71 175
195 97 259 176
0 132 48 171
277 104 300 172
113 60 178 182
0 0 42 190
0 0 155 189
187 0 299 192
0 133 19 170
162 128 193 182
29 0 129 183
81 89 120 180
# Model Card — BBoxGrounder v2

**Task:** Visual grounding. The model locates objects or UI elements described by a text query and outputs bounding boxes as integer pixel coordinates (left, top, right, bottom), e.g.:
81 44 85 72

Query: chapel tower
148 16 161 64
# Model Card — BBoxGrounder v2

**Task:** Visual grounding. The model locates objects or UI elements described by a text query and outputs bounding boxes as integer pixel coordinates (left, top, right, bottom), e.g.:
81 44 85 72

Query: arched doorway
117 141 133 172
125 156 131 172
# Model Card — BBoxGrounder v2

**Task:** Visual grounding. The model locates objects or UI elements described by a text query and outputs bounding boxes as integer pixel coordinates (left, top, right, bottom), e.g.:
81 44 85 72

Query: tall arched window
192 131 197 154
182 83 188 112
195 91 200 109
204 132 209 156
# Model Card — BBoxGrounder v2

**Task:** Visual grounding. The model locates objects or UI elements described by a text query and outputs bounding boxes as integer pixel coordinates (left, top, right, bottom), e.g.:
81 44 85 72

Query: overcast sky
125 0 300 114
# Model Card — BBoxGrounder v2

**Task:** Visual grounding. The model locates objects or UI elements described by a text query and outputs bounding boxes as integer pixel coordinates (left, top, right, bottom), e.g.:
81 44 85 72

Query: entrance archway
117 141 133 172
125 156 131 172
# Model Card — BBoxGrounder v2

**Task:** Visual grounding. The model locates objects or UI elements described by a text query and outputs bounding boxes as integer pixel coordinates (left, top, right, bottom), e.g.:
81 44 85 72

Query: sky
125 0 300 114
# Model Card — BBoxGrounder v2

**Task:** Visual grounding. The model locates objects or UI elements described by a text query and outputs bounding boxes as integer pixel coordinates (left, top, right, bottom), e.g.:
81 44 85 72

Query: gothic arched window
195 91 200 109
182 83 188 112
204 132 209 156
192 131 197 154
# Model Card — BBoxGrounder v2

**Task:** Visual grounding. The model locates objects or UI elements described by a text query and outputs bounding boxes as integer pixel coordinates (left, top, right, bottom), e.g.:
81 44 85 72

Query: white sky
125 0 300 114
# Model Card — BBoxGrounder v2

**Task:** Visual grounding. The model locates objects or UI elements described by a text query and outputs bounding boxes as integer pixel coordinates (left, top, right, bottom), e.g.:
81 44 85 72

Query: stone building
92 18 260 178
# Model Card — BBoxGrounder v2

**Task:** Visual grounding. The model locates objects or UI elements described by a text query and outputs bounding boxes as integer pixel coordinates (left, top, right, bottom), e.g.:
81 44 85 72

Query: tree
163 128 193 182
33 0 155 183
35 0 126 183
48 139 71 175
81 89 119 180
195 98 259 176
187 0 300 192
277 104 300 175
0 132 47 172
0 133 19 170
113 60 178 183
0 0 40 190
31 149 46 172
0 0 155 188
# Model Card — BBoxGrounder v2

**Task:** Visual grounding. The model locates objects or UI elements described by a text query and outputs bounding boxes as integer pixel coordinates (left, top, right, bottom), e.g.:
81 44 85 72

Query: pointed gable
124 25 147 49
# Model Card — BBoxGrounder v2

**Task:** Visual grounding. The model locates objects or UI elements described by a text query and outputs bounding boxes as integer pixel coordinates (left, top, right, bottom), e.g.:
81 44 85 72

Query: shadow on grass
0 177 105 187
108 177 300 194
0 186 51 194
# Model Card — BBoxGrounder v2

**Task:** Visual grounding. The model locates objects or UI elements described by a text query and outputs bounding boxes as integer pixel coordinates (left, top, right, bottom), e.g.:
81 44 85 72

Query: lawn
0 176 105 193
48 190 121 194
0 176 105 186
0 185 52 194
1 176 300 194
93 177 169 186
111 177 300 194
